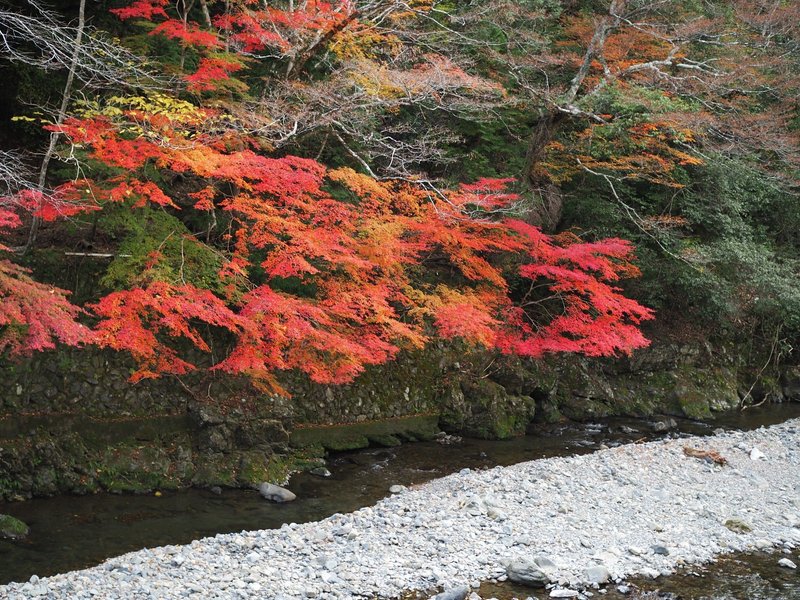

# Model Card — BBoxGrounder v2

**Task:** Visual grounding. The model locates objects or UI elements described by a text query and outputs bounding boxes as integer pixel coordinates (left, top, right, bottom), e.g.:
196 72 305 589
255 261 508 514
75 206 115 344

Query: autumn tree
426 0 800 354
106 0 510 179
3 0 730 393
42 93 651 389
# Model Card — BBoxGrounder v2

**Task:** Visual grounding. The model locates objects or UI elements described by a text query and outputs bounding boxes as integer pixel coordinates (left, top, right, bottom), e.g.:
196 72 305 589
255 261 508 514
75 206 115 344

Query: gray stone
724 518 752 534
778 558 797 569
549 590 578 598
431 585 470 600
389 485 407 494
310 467 332 478
651 545 669 556
514 535 533 546
487 507 507 521
258 483 297 503
506 558 552 587
651 418 677 432
586 565 610 584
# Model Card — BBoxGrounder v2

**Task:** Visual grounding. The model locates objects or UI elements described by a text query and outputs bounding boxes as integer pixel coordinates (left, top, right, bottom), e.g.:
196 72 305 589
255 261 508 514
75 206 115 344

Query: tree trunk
521 112 566 231
521 0 628 231
23 0 86 254
199 0 212 28
285 10 360 79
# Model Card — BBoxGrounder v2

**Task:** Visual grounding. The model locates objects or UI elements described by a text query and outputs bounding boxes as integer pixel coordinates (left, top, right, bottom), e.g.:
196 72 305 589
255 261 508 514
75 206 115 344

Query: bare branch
0 0 162 89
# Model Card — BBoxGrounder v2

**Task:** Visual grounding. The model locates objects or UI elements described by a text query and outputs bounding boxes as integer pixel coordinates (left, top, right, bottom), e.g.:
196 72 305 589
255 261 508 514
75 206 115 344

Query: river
2 403 800 597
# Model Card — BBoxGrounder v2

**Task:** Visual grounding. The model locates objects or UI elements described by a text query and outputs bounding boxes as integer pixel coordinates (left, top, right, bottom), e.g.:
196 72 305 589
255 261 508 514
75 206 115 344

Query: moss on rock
0 514 29 539
442 379 536 440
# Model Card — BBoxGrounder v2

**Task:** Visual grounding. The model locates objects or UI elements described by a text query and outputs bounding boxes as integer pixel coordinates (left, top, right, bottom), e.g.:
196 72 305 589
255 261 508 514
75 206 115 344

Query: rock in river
431 585 470 600
258 483 296 503
506 557 554 587
0 514 29 539
651 417 677 432
586 564 611 584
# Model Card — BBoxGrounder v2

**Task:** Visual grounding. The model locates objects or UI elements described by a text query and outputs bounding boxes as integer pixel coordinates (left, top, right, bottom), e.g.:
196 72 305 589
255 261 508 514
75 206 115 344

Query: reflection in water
480 551 800 600
1 403 799 589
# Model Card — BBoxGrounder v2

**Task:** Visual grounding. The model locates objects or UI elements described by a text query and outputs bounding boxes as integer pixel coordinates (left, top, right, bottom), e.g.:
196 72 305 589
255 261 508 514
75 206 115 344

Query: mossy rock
95 441 188 493
534 399 563 424
724 518 752 534
676 388 713 419
237 450 274 486
366 434 402 447
322 435 371 452
192 452 238 487
446 379 536 440
0 514 29 539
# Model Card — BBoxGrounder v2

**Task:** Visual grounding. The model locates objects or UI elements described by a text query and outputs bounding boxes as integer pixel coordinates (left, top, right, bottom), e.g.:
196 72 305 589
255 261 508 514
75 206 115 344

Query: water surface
2 403 799 587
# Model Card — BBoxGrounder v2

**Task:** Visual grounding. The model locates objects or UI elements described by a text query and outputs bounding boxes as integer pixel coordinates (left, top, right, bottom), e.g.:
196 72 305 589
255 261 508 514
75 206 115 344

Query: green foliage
698 239 800 332
100 206 224 294
445 108 532 182
677 155 789 240
562 144 800 344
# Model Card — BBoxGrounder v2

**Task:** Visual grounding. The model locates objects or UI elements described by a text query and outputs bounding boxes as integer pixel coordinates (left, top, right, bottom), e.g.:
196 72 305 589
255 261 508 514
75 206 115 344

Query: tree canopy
1 0 798 390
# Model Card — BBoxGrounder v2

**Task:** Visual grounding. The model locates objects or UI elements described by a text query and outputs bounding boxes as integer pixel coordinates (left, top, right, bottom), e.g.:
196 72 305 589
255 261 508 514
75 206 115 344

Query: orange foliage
57 101 652 388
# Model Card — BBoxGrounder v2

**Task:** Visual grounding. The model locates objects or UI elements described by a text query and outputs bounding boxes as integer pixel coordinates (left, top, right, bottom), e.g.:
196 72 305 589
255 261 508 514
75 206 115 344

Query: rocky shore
2 419 799 599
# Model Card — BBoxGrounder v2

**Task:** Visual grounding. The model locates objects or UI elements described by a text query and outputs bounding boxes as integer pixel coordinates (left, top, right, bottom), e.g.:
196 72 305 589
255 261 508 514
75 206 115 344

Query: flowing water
2 403 800 597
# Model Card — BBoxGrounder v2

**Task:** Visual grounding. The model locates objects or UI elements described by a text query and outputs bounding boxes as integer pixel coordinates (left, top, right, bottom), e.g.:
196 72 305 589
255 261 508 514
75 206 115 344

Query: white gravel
4 418 800 599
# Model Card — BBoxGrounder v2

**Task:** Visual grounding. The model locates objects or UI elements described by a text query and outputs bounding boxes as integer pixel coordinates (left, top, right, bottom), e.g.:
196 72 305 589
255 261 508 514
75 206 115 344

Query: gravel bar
3 419 799 599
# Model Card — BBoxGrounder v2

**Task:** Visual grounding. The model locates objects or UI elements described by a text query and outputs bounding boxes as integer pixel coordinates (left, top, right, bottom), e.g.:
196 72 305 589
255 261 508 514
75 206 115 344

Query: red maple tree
0 0 655 393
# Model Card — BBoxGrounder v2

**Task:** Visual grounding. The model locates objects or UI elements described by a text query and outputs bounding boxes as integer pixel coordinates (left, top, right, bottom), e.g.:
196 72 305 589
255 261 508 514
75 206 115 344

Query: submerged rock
651 418 678 432
0 514 29 539
258 483 296 503
431 585 470 600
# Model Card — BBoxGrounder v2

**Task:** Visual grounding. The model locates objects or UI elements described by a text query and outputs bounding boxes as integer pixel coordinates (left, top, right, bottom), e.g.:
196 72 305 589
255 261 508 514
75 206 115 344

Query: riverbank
2 418 798 598
4 330 796 502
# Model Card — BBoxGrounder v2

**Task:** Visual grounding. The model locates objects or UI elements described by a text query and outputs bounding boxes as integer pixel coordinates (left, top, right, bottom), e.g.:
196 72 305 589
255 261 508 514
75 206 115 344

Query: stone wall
0 337 797 501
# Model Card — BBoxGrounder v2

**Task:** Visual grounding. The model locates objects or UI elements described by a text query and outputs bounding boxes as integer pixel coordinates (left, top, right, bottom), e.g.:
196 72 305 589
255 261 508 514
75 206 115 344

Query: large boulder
258 482 296 503
505 556 555 587
441 379 536 440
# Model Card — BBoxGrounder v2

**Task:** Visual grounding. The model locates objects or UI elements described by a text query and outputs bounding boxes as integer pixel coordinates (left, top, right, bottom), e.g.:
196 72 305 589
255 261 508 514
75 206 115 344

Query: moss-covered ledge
290 414 441 452
0 333 796 501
